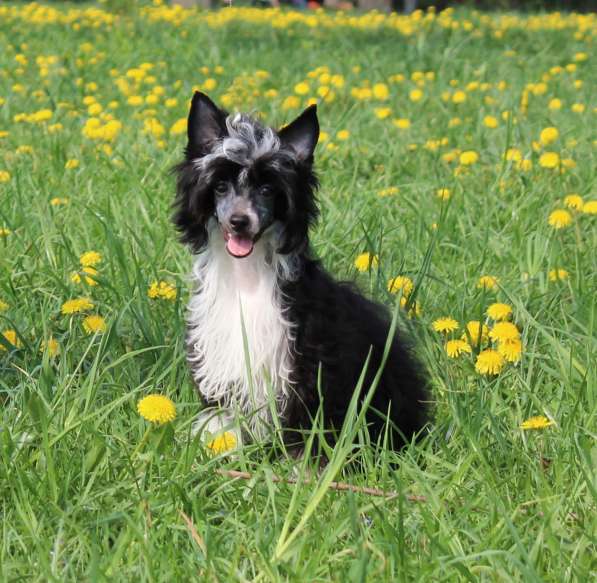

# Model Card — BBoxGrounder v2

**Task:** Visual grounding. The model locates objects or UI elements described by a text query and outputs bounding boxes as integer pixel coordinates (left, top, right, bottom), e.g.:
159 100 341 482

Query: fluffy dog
173 92 428 452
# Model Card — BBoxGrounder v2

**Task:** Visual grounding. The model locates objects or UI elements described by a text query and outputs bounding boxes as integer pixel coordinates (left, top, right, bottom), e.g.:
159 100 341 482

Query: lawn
0 2 595 581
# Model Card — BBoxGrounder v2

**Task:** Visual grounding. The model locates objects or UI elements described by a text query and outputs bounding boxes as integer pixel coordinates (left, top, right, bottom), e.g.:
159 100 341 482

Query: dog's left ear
279 105 319 162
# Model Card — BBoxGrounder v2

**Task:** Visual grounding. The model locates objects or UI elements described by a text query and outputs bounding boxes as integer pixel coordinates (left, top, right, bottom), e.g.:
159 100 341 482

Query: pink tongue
227 235 254 257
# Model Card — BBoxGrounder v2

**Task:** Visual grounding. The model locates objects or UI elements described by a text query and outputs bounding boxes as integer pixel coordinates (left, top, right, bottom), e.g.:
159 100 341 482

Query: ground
0 2 595 581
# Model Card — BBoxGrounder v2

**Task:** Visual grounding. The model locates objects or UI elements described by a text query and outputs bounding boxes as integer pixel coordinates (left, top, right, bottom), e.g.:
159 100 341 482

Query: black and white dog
174 92 428 452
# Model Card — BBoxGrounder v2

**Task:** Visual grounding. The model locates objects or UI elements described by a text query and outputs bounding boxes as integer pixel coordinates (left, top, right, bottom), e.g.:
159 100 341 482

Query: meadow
1 2 596 580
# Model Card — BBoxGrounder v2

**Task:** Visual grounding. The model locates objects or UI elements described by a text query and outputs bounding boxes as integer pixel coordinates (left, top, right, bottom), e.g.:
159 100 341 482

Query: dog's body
174 92 428 450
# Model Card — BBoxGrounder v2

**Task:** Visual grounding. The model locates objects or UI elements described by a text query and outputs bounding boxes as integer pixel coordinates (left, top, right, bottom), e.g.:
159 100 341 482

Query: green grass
1 3 596 581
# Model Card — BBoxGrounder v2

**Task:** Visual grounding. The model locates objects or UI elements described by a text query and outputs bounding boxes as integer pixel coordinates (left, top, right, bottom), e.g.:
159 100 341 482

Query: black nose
230 214 250 231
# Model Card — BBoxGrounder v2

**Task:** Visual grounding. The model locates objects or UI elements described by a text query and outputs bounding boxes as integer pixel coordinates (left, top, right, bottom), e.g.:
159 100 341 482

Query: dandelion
374 107 392 120
409 89 423 102
170 118 187 135
206 431 238 455
61 297 94 315
65 159 80 170
497 338 522 362
582 200 597 214
563 194 583 210
475 349 505 375
354 252 378 272
548 268 569 282
71 266 99 286
539 127 558 145
465 321 489 344
79 251 102 267
0 171 11 183
483 115 498 128
445 339 471 358
378 186 399 197
148 281 177 301
83 315 107 334
436 188 451 201
50 197 69 206
486 302 512 321
294 82 309 96
539 152 560 169
489 321 520 343
0 299 8 311
548 209 572 229
336 130 350 141
459 151 478 166
399 296 421 318
1 329 22 350
393 118 411 129
520 415 554 430
0 228 11 237
387 276 413 297
433 317 459 333
41 338 60 357
137 394 176 425
372 83 389 100
477 275 499 290
282 95 300 110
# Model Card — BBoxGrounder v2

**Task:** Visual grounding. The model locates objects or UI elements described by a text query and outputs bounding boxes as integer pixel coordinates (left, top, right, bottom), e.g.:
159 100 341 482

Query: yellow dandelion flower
436 188 451 201
489 321 520 343
498 338 522 363
477 275 499 290
61 297 94 315
505 148 522 162
399 296 421 318
548 209 572 229
445 339 471 358
170 118 187 135
582 200 597 214
563 194 583 210
294 82 310 96
452 90 467 104
83 315 107 334
0 171 11 183
393 118 411 129
79 251 102 267
206 431 238 455
282 95 300 110
433 317 459 333
387 276 413 297
483 115 498 128
0 227 11 237
0 299 8 311
137 394 176 425
464 321 490 345
147 281 177 301
336 130 350 141
374 107 392 120
65 159 80 170
378 187 399 197
50 197 69 206
539 152 560 169
486 303 512 321
354 252 378 272
71 266 99 286
548 98 562 110
475 349 505 375
409 89 423 102
549 268 569 282
520 415 554 430
372 83 389 100
1 329 22 350
41 338 60 357
539 127 558 145
459 151 478 166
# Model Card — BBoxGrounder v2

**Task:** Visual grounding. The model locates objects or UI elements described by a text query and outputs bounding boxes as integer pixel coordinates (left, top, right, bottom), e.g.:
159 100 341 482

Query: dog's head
173 92 319 258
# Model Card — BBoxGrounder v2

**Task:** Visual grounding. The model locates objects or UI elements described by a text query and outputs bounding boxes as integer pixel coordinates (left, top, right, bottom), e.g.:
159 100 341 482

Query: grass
1 2 596 581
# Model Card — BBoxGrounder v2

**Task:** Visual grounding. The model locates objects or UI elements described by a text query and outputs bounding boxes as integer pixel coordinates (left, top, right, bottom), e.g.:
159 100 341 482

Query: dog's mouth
224 231 254 258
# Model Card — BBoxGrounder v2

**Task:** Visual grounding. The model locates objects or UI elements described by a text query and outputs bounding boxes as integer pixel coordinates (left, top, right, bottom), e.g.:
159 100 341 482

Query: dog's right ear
186 92 227 158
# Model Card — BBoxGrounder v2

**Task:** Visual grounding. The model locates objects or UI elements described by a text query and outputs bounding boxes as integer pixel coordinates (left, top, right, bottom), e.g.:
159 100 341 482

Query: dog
173 92 428 453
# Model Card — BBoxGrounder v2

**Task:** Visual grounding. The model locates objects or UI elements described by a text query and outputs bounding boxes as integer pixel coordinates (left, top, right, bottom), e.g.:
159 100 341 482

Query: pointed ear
278 105 319 162
186 92 227 158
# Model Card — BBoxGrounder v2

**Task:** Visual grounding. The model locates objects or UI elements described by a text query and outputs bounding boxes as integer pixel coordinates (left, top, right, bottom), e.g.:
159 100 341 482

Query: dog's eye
214 181 228 196
259 185 274 197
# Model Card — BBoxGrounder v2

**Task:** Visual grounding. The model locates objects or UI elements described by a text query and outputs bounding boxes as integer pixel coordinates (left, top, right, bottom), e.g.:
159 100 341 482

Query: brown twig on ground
215 468 427 502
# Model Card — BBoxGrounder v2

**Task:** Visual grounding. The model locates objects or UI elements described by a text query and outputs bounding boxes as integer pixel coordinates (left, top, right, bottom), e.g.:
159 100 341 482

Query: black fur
173 92 429 451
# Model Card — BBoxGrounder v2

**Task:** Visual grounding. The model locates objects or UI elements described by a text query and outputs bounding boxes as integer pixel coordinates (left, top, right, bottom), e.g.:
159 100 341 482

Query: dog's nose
230 214 250 231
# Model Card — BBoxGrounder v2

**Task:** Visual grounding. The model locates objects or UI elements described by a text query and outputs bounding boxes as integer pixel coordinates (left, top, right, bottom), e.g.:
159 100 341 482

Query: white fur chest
186 235 294 427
